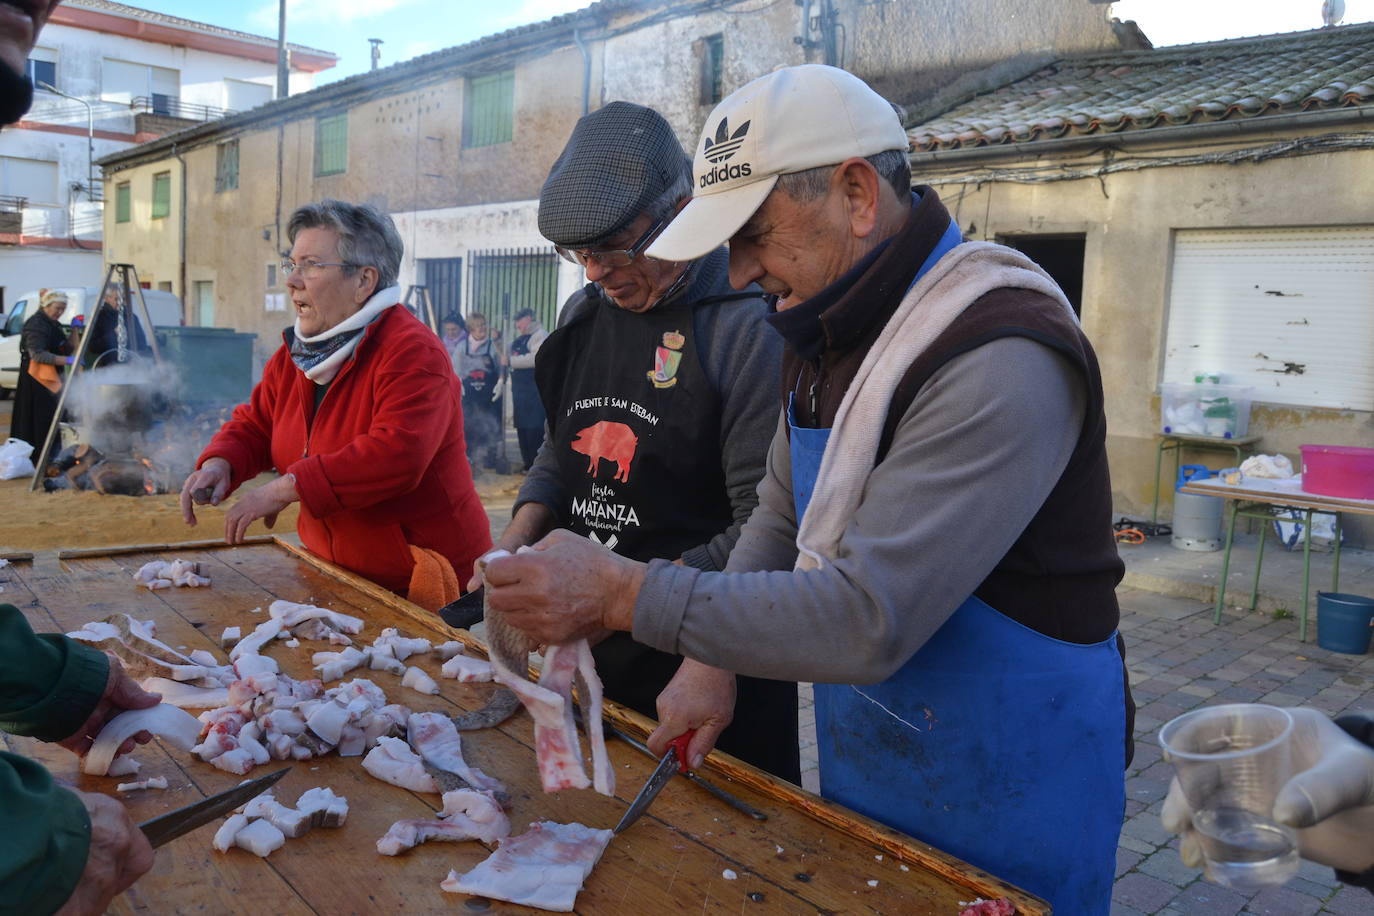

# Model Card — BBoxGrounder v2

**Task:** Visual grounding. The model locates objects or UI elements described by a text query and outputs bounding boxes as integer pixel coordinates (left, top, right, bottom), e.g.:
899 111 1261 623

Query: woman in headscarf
9 289 75 452
179 200 491 608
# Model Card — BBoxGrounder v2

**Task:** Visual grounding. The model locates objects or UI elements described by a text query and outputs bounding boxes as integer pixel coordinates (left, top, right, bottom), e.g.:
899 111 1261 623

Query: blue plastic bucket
1317 592 1374 655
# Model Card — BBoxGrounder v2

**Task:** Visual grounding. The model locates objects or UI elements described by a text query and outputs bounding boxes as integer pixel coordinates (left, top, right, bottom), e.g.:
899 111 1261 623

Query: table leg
1300 508 1314 643
1249 517 1267 611
1214 500 1240 625
1333 512 1342 594
1152 439 1168 525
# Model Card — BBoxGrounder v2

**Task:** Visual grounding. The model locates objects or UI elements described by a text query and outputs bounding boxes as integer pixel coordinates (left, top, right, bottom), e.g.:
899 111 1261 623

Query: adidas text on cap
647 65 910 263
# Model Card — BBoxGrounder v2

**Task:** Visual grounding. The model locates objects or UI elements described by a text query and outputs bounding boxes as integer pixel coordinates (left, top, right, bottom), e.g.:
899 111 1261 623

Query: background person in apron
484 66 1133 914
478 100 799 782
452 312 504 472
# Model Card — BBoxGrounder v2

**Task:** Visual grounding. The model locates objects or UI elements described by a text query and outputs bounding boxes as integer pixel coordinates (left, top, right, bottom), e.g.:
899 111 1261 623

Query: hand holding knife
614 730 695 834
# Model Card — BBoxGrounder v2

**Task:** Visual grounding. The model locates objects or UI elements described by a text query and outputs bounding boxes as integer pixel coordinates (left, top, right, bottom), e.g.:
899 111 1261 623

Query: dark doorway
997 234 1086 316
420 257 463 324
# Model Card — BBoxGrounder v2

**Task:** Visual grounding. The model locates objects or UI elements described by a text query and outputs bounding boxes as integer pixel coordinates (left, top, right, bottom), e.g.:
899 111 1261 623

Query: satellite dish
1322 0 1345 27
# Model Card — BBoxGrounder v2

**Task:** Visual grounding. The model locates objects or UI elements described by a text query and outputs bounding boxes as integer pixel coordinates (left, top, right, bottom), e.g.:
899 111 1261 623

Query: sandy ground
0 397 523 554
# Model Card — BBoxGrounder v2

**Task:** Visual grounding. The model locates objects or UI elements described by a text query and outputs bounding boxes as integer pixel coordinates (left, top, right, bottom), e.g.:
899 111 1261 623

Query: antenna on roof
369 38 384 71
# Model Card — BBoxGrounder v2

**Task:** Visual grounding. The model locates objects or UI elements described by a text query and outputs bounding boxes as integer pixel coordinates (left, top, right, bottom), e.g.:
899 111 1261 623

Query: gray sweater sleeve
678 298 785 571
633 336 1087 684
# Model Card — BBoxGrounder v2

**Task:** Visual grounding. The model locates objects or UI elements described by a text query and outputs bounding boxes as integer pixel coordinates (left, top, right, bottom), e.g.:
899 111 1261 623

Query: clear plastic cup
1159 703 1298 891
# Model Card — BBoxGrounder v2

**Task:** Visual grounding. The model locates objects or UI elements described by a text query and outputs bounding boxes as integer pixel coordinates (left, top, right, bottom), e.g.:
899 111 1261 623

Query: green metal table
1179 478 1374 642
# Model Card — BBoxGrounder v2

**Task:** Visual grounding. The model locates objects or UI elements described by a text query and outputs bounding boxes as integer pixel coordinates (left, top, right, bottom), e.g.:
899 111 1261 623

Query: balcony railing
0 195 27 213
131 96 236 123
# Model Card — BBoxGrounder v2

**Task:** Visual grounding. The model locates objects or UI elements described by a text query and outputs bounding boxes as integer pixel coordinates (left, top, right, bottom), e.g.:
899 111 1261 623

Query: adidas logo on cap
702 117 750 163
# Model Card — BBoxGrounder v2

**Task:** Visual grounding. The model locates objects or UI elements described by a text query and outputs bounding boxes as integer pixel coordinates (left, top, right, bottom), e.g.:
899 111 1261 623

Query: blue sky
129 0 1374 85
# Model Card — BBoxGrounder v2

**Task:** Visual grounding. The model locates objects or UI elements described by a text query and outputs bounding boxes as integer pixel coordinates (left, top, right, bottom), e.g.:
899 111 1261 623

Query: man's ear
832 157 882 240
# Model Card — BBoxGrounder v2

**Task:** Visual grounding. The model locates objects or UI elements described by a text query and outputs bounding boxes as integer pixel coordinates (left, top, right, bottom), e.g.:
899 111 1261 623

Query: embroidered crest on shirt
646 330 685 388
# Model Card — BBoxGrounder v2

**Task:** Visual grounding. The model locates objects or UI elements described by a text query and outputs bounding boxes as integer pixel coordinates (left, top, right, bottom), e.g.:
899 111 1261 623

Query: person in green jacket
1 604 161 915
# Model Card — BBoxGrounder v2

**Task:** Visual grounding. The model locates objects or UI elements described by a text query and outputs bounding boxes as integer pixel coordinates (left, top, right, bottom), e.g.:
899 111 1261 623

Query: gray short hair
774 149 911 203
287 199 403 290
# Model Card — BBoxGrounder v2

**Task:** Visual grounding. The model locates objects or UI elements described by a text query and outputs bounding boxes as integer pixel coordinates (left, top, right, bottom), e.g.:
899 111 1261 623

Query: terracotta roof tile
909 22 1374 151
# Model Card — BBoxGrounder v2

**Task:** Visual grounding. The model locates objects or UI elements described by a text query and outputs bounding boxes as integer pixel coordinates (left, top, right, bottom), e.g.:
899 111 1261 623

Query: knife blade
603 723 768 822
613 731 693 834
138 767 290 848
437 588 485 630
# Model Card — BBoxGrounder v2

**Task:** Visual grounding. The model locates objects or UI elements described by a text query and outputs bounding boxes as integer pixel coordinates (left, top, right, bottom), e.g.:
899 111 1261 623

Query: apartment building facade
0 0 335 312
97 0 1126 365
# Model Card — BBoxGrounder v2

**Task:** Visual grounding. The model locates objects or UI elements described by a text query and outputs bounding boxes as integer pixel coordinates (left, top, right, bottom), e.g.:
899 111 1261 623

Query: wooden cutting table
1 539 1049 915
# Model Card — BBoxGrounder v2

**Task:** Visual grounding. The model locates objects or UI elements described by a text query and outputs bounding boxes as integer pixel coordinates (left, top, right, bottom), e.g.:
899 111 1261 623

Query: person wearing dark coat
83 286 151 369
9 289 74 451
507 307 548 470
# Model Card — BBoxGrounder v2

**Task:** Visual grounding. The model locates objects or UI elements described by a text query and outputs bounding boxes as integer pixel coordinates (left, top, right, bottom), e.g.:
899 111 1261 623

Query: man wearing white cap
485 65 1130 912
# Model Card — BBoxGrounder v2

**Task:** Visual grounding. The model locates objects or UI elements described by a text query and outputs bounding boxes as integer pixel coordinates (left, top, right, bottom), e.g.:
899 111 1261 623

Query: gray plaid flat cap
538 101 690 248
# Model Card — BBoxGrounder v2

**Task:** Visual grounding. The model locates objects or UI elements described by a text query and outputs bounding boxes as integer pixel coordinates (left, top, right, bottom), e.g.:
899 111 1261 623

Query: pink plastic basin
1301 444 1374 500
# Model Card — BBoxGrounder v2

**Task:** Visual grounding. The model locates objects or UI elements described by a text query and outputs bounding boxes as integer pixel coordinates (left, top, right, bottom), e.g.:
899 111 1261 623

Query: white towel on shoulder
794 242 1077 572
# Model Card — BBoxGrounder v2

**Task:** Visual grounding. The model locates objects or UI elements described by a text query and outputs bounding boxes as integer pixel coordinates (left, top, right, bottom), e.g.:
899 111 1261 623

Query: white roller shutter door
1162 226 1374 410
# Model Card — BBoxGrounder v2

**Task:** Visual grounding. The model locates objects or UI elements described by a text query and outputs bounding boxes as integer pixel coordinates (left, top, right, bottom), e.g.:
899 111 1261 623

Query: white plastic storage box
1160 383 1253 439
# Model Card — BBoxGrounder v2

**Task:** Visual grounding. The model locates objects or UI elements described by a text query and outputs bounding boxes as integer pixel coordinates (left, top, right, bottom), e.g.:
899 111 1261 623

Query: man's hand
223 473 297 545
54 790 155 916
1162 707 1374 874
471 503 558 591
57 656 161 758
647 659 736 770
179 457 231 526
483 529 646 645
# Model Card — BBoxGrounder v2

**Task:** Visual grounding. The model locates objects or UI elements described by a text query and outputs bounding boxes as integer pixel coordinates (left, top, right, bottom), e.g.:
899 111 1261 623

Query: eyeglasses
556 216 669 269
280 258 355 279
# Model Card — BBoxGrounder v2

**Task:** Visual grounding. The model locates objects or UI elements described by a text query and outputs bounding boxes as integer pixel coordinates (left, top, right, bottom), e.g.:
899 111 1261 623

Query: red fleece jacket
199 305 491 594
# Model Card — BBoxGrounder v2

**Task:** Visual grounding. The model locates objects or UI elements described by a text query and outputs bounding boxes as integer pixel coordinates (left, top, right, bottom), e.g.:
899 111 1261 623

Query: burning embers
44 444 172 496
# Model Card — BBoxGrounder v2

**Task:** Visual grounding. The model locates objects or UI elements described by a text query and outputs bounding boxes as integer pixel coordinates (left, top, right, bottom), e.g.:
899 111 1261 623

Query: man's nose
583 258 611 284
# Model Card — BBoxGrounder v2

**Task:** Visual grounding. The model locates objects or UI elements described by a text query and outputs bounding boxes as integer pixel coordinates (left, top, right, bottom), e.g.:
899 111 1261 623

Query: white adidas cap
647 65 910 263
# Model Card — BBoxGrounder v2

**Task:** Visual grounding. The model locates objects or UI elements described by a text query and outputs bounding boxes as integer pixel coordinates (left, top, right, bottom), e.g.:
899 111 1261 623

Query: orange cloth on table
407 545 460 611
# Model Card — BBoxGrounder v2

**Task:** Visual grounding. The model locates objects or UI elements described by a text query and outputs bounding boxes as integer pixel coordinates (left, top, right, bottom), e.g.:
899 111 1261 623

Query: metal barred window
151 172 171 220
115 181 130 223
463 70 514 149
465 247 559 337
215 140 239 193
315 113 348 177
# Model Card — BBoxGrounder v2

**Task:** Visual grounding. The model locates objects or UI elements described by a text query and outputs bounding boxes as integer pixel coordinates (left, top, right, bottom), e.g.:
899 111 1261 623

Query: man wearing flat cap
484 67 1132 912
480 101 798 782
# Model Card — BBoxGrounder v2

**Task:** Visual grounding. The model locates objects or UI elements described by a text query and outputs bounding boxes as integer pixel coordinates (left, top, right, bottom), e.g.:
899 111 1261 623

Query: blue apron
790 222 1123 914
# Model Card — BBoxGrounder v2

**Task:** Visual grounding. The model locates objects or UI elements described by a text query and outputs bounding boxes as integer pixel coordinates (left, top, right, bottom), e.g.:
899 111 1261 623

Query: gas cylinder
1172 465 1222 551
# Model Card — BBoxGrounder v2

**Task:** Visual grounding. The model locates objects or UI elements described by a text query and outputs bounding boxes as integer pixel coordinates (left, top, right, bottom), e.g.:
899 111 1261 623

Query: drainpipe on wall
573 28 590 115
172 142 187 321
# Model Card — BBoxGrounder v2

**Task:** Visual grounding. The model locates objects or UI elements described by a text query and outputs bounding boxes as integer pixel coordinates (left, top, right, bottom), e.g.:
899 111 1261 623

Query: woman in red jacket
179 200 491 604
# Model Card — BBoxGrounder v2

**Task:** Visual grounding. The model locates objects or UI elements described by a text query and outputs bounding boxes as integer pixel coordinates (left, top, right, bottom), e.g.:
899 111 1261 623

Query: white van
0 287 183 394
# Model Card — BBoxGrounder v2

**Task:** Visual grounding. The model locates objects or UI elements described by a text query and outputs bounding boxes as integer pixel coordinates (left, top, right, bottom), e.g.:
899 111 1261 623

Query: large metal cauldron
95 382 156 433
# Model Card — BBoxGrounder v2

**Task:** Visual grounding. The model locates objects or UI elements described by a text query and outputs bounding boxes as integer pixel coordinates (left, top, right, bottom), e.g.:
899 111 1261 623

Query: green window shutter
216 140 239 192
115 182 130 223
315 113 347 176
151 172 170 219
464 70 514 149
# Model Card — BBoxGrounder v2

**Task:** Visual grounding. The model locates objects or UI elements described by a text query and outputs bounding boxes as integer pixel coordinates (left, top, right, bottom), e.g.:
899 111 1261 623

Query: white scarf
794 243 1077 572
293 285 401 384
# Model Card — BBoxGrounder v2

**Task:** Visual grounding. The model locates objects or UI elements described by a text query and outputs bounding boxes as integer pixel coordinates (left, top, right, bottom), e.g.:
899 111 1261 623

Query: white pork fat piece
435 641 465 661
440 820 613 912
220 626 241 649
229 619 285 661
268 599 363 635
212 814 249 853
234 818 286 857
116 776 168 792
440 653 493 683
83 704 202 776
362 736 438 793
405 712 504 794
296 787 349 827
376 789 509 855
139 677 230 709
401 666 440 696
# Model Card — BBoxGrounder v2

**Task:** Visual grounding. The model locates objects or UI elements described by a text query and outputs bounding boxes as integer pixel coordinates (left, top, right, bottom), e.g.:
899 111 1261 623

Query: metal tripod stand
28 263 164 491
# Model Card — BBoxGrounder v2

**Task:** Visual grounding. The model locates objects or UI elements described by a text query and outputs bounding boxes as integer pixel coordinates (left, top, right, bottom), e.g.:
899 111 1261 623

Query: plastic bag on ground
0 438 35 480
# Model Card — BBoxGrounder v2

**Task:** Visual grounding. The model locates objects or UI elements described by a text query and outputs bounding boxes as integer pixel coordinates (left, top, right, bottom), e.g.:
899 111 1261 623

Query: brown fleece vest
781 189 1134 761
